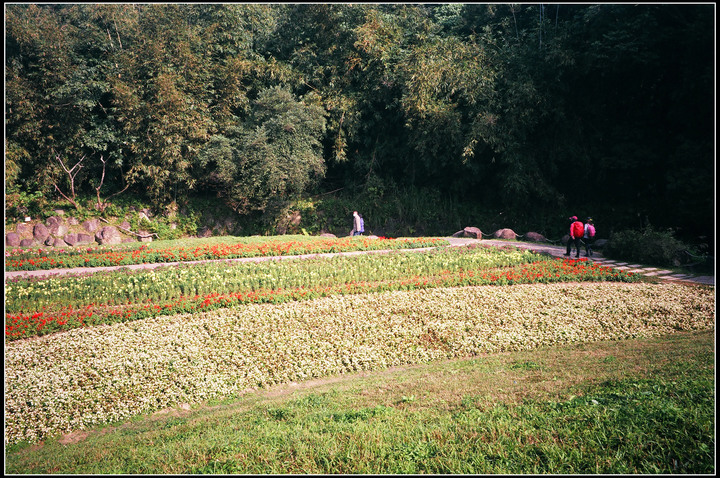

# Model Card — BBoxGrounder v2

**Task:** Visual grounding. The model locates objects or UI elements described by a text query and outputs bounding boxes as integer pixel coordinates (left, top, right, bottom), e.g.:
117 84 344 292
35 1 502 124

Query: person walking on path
351 211 363 236
564 216 584 258
583 217 596 256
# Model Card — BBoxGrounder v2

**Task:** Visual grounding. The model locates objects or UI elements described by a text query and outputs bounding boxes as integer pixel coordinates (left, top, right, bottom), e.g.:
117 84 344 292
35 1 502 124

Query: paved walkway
5 237 714 286
450 238 715 286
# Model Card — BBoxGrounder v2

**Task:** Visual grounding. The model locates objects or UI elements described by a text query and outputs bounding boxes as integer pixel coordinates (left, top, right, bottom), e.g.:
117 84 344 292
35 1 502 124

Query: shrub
4 190 46 223
604 225 690 267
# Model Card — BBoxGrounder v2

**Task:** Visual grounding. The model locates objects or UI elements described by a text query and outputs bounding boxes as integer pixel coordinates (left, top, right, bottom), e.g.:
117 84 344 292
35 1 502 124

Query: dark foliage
5 4 714 248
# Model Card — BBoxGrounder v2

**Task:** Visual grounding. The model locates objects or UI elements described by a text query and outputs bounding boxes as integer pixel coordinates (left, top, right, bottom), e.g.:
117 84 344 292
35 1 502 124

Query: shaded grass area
6 330 714 475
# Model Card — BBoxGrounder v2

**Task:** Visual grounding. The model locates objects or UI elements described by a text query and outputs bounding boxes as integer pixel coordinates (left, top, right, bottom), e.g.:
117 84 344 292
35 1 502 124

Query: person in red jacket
564 216 584 258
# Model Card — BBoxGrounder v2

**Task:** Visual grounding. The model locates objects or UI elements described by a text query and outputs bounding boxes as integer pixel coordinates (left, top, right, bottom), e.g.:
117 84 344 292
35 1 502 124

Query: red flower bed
5 257 637 341
5 237 447 271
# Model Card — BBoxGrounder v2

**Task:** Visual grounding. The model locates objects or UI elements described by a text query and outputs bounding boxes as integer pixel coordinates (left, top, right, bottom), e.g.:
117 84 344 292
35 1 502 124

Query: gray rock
49 223 68 237
82 219 101 233
77 233 94 245
454 227 482 239
33 223 50 242
46 215 64 227
593 239 607 249
138 230 153 243
95 226 123 245
16 223 33 236
524 232 547 243
6 232 21 247
493 228 517 239
20 239 36 247
63 233 79 246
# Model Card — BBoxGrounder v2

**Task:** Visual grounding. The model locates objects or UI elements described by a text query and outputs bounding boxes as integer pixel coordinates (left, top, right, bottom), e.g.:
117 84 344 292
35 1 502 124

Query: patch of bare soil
149 402 193 420
58 430 91 446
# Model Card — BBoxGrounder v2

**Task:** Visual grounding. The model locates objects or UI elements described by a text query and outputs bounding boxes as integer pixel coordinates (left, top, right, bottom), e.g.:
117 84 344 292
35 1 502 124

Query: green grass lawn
5 330 714 474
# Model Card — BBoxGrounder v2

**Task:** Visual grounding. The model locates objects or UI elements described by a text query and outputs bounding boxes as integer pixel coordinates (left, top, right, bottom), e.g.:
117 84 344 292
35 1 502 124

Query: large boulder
82 219 101 233
63 233 79 246
16 223 33 236
593 239 608 249
138 230 153 243
77 233 94 245
452 227 483 239
63 233 92 246
524 232 548 243
493 228 517 240
20 239 37 247
6 232 21 247
95 226 123 245
45 236 66 247
33 223 50 242
46 215 65 229
49 222 68 237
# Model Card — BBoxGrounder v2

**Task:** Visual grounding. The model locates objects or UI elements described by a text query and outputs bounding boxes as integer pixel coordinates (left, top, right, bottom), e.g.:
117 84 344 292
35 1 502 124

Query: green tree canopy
197 86 326 218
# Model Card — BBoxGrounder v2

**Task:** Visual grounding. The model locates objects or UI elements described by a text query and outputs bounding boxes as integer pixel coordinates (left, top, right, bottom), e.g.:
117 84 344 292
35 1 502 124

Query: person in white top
583 217 596 257
351 211 362 236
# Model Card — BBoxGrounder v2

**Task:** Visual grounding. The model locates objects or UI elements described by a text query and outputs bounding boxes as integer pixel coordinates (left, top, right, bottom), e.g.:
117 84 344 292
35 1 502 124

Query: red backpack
572 221 584 238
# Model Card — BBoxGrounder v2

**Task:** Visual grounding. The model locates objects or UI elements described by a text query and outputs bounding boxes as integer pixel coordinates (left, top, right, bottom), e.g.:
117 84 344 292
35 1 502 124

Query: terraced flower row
5 282 714 446
4 236 448 271
5 247 640 341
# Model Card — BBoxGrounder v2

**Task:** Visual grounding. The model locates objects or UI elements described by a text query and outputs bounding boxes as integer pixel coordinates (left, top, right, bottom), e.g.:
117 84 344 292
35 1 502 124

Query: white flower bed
5 282 714 446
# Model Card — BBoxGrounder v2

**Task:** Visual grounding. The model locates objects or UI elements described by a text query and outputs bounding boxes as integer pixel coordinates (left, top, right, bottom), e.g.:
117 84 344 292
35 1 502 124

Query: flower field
3 242 715 447
6 246 641 341
4 236 447 271
4 282 715 446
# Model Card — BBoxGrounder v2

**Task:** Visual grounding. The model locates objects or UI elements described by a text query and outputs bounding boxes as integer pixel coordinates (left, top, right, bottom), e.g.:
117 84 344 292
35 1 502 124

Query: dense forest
5 3 714 243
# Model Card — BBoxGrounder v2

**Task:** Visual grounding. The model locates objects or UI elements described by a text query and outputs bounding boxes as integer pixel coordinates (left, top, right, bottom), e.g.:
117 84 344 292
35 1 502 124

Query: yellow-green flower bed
5 282 714 446
6 247 640 341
